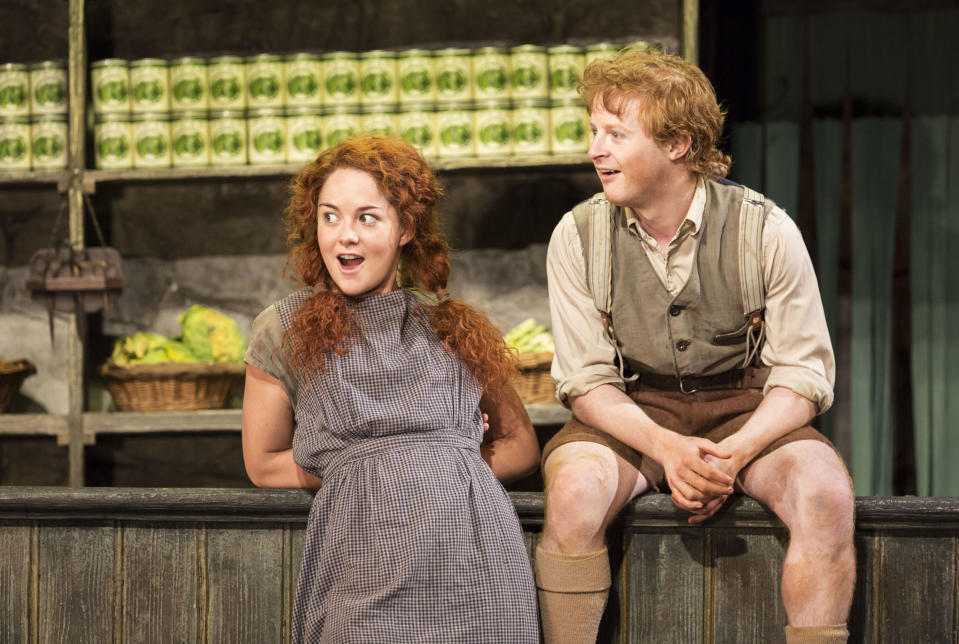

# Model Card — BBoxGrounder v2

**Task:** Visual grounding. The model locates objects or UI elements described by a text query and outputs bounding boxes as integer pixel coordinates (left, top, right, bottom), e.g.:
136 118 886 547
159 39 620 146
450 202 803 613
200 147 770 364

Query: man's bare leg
536 442 648 644
739 440 856 642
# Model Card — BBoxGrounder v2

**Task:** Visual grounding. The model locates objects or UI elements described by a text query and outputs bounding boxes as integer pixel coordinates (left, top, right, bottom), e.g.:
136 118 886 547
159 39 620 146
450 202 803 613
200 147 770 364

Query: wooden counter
1 488 956 643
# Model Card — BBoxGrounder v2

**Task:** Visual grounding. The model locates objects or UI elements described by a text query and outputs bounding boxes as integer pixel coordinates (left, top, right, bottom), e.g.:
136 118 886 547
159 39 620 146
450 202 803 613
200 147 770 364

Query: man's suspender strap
571 185 769 371
738 187 766 367
584 195 613 315
575 195 635 382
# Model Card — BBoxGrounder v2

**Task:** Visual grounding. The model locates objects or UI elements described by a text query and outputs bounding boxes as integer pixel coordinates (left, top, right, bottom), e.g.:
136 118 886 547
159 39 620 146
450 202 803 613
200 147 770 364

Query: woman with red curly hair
242 136 540 642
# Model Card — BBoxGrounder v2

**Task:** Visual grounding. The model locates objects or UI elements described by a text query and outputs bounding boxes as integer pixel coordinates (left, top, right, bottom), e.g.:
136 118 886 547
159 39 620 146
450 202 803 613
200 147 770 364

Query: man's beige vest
572 180 774 379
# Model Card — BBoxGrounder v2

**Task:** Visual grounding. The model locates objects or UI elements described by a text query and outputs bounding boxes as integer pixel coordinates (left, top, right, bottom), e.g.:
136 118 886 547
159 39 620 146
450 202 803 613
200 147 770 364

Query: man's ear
666 134 692 161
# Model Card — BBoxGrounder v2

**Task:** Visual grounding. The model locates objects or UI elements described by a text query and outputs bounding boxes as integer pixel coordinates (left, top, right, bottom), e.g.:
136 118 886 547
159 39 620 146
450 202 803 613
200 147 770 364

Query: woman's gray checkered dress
257 288 538 643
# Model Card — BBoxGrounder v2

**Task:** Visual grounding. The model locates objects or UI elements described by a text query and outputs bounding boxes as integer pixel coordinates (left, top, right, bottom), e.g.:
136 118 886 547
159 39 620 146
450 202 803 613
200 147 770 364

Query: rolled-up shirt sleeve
760 207 836 413
547 211 625 405
245 305 298 406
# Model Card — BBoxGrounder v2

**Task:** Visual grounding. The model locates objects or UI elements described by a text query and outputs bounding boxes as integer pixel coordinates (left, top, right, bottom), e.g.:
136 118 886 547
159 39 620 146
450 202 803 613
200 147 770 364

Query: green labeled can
286 106 323 163
550 98 589 155
323 104 360 148
511 98 550 156
360 103 397 137
248 107 286 165
323 52 359 106
285 53 322 107
397 102 437 158
91 59 130 114
130 58 170 113
0 116 31 169
627 39 663 55
434 48 472 103
29 61 67 115
209 109 247 165
0 63 30 117
94 112 133 169
360 50 398 106
397 49 435 104
171 110 210 167
472 47 510 100
585 42 621 66
247 54 286 108
169 57 209 111
209 56 247 109
132 112 171 168
474 99 511 157
435 101 474 159
548 45 584 100
510 45 548 99
30 113 68 169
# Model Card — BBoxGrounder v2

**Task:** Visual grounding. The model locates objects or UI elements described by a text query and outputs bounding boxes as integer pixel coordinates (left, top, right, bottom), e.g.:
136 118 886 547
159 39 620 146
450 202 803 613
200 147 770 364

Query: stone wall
2 168 598 413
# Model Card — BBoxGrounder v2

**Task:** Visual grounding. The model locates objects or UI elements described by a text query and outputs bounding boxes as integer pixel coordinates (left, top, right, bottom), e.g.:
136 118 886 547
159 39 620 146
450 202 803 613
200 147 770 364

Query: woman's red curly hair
283 135 516 397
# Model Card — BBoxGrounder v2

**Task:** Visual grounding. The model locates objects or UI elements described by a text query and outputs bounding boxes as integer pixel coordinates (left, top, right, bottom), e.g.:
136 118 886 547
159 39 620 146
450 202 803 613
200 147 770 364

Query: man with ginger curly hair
536 48 855 643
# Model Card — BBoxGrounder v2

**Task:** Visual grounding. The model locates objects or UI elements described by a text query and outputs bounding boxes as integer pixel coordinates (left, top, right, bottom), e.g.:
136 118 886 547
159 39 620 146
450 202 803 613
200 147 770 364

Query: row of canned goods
0 114 67 171
93 100 589 169
0 61 68 117
90 42 655 114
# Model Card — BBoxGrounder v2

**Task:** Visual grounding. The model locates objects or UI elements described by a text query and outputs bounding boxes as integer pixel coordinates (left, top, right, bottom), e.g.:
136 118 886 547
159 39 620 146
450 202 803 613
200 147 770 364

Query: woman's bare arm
241 364 322 488
480 382 540 484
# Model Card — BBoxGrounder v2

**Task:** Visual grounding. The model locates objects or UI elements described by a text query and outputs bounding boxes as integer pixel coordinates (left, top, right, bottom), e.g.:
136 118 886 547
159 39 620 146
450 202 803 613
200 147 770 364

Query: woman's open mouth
338 254 364 272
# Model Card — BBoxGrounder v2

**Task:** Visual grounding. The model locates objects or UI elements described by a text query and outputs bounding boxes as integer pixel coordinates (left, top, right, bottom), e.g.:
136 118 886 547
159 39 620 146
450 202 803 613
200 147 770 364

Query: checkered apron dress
276 289 538 643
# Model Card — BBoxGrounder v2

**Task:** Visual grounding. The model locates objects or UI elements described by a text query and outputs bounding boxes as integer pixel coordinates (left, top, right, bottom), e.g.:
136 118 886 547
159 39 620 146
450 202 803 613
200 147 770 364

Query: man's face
587 98 677 212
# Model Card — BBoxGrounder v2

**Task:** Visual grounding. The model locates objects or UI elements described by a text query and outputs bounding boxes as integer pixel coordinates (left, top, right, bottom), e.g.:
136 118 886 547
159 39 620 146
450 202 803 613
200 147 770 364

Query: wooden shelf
81 154 592 191
82 403 568 433
524 402 571 426
83 409 242 434
0 414 68 437
1 0 688 486
0 403 569 442
0 170 71 191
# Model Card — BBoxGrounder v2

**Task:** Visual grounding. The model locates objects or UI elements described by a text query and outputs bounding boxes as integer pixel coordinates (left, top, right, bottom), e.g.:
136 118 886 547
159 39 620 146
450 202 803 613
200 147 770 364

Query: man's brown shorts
541 387 838 492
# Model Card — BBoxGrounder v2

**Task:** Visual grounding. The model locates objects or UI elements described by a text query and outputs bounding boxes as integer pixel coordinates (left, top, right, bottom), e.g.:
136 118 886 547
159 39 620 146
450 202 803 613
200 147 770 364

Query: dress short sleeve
245 305 298 404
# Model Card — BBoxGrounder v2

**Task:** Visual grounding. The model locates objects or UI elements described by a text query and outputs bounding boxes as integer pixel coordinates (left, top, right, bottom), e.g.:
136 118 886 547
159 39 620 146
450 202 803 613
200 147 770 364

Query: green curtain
729 121 841 448
911 116 959 496
728 6 959 497
849 118 901 496
812 119 843 448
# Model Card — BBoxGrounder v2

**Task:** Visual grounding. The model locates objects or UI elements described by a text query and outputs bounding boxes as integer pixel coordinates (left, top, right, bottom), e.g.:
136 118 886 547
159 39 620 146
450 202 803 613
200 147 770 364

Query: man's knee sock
785 625 849 644
534 545 611 644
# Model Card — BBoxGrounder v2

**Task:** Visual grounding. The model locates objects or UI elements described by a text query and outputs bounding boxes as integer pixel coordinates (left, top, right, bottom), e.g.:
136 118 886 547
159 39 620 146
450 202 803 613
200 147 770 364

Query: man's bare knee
795 471 855 549
748 441 855 546
542 442 622 552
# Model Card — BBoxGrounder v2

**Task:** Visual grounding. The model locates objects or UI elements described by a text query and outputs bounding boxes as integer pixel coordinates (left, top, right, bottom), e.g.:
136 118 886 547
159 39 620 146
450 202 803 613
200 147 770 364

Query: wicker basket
100 360 245 412
513 352 555 404
0 358 37 413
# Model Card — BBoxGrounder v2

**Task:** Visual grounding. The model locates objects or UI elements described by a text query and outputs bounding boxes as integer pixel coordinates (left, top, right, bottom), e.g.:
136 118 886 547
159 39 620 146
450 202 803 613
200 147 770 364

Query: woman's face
316 167 411 297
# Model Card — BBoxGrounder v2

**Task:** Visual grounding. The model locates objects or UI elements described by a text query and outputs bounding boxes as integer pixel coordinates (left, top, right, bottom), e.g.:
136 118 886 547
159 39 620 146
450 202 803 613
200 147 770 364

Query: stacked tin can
0 60 68 172
546 45 588 156
92 56 238 169
85 41 660 170
92 58 153 169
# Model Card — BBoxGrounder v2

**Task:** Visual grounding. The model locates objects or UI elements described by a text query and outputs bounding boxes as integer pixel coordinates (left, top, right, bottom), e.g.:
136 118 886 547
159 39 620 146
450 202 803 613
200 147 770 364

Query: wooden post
682 0 698 64
67 0 87 487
